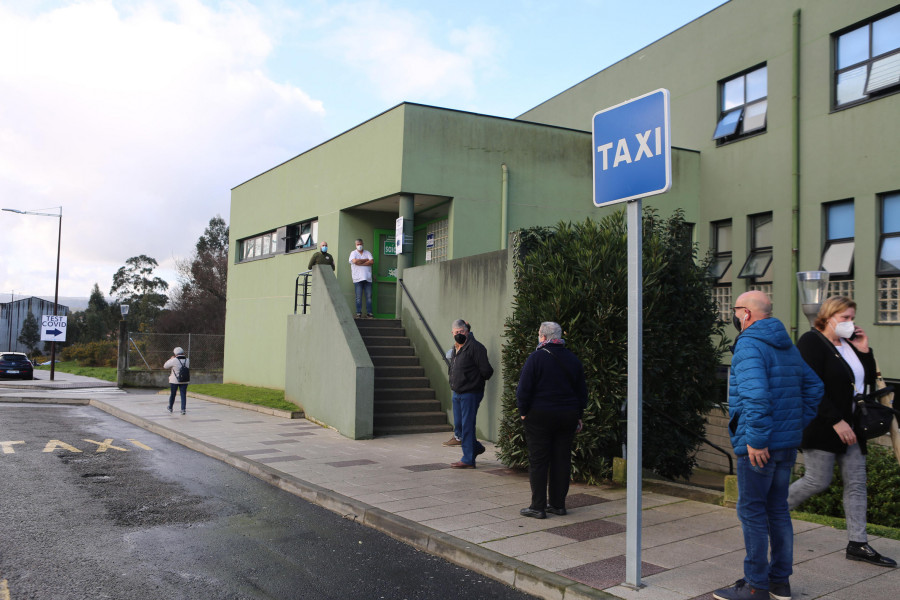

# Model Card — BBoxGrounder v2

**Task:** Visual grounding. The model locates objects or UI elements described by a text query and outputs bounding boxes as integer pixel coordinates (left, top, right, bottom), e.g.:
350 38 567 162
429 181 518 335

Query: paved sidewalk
2 378 898 599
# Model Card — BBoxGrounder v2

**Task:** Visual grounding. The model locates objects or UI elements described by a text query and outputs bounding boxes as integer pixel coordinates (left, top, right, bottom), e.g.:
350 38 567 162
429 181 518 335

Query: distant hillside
35 296 91 312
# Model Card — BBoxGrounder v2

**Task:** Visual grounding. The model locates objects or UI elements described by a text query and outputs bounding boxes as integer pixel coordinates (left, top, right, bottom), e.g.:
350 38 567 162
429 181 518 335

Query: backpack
174 357 190 383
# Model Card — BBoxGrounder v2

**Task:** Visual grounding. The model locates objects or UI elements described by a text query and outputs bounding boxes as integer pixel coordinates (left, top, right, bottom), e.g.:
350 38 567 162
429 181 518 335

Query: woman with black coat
787 296 896 568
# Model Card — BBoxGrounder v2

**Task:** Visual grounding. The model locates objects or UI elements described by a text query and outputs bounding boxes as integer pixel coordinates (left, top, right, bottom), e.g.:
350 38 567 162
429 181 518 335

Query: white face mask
356 245 363 252
833 320 855 339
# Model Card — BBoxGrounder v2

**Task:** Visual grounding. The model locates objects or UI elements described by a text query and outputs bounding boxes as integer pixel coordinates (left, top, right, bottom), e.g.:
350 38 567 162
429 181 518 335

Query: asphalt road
0 403 534 600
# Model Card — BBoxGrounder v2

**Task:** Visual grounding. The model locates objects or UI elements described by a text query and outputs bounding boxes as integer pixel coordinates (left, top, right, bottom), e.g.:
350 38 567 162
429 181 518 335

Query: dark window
738 213 773 282
708 220 733 282
834 8 900 108
713 65 767 143
878 192 900 274
821 200 855 277
285 219 318 252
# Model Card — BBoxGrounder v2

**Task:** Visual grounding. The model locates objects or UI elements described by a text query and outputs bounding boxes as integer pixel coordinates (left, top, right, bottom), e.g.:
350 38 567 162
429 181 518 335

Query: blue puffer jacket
728 317 823 455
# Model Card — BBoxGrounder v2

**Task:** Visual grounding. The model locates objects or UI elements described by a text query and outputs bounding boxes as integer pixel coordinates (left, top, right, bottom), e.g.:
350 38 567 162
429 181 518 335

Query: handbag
853 385 899 440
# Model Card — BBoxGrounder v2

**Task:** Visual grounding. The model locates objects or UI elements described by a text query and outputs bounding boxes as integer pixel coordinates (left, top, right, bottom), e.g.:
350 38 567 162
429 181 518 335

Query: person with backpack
164 346 190 415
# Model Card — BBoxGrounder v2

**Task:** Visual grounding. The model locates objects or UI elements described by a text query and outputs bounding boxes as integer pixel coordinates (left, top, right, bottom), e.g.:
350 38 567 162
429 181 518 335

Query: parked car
0 352 34 380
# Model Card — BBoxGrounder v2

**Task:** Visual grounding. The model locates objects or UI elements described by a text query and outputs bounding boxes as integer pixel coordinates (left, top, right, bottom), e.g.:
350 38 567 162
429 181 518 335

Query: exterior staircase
355 318 452 436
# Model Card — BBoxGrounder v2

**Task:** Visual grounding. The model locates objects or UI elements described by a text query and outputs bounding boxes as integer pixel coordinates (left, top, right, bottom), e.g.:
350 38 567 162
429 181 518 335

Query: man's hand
747 445 770 468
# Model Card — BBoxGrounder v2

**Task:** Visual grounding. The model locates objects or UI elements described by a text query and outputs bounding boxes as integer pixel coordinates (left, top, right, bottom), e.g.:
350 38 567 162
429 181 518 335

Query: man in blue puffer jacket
714 291 823 600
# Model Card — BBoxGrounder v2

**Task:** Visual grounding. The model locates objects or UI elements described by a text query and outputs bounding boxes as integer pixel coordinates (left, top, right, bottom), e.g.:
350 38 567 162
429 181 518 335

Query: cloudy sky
0 0 726 304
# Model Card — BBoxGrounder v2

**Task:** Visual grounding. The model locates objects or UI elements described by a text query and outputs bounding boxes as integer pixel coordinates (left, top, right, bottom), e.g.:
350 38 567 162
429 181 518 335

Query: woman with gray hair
516 322 588 518
164 347 190 415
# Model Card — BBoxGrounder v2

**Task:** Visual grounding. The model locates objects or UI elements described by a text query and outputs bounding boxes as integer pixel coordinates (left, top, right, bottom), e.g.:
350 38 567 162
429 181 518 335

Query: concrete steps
356 318 451 437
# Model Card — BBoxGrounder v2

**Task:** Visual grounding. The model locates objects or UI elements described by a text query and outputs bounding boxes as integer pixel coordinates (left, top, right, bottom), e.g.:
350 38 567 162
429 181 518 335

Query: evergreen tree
17 312 41 354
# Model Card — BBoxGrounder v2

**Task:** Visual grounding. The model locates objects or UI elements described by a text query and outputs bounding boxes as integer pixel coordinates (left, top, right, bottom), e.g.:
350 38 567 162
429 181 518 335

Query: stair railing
294 271 312 314
397 278 450 368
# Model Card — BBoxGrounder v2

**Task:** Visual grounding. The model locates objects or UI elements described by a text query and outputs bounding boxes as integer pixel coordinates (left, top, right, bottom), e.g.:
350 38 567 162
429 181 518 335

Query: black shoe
846 543 897 567
519 507 546 519
167 406 173 413
546 506 567 516
474 446 485 457
768 580 791 600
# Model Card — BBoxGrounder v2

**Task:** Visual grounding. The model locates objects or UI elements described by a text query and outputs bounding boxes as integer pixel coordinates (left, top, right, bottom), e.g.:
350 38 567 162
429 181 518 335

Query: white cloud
0 0 327 301
319 1 503 104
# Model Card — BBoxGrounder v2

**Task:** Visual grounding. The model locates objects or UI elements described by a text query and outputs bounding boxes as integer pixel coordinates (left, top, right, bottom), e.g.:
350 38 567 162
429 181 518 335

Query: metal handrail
643 402 734 475
295 271 312 314
397 278 450 368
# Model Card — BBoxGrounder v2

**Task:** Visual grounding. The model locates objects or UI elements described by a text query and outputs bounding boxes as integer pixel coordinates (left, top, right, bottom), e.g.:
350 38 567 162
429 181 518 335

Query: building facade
0 297 69 353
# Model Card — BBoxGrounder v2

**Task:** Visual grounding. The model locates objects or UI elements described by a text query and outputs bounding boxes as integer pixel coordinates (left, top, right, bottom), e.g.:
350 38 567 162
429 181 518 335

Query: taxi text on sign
592 88 671 206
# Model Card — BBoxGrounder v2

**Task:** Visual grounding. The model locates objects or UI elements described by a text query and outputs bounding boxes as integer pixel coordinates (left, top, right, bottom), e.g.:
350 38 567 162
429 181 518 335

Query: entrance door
373 229 397 318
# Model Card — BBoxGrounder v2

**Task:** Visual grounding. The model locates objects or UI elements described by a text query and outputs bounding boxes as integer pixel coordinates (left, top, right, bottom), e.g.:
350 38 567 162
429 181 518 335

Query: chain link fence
127 332 224 371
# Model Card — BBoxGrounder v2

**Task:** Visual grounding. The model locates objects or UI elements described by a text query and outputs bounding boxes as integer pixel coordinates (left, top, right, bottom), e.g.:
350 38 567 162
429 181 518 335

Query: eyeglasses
732 306 748 313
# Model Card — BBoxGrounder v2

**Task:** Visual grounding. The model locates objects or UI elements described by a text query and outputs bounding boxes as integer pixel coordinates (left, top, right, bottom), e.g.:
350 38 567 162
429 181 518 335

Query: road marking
127 439 153 450
1 577 10 600
0 441 24 454
82 439 128 453
42 440 82 453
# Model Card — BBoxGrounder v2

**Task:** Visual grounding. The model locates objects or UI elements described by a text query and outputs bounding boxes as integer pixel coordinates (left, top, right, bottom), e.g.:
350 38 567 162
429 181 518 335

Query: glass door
373 229 397 318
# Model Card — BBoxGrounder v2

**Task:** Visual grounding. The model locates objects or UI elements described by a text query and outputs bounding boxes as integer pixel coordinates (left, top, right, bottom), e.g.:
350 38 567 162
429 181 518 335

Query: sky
0 0 728 306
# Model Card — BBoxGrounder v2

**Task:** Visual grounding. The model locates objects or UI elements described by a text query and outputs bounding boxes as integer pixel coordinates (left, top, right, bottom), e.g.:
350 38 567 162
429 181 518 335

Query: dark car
0 352 34 380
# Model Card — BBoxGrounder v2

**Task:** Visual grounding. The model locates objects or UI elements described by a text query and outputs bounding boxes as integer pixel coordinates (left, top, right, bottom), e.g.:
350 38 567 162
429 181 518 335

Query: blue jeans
455 391 485 465
736 448 797 589
452 394 462 440
354 280 372 315
169 384 188 411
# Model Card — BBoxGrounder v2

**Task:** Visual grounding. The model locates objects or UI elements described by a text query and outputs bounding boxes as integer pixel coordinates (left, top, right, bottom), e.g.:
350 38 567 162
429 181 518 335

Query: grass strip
791 511 900 541
187 383 299 412
35 361 117 382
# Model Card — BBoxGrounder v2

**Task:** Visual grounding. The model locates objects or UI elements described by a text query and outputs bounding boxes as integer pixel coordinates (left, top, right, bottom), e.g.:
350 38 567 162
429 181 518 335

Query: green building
226 0 900 440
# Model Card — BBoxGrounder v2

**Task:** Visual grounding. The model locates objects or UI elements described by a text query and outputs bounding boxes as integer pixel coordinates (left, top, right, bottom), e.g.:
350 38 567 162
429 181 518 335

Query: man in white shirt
349 238 374 318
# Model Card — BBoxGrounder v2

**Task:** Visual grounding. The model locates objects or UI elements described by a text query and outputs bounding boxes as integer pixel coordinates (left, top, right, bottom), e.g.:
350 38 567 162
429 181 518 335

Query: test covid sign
41 315 67 342
592 88 671 207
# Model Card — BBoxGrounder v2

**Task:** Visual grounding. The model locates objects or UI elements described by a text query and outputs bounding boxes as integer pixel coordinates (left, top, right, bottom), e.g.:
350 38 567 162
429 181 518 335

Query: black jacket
516 344 588 417
448 333 493 393
796 329 876 454
308 251 335 271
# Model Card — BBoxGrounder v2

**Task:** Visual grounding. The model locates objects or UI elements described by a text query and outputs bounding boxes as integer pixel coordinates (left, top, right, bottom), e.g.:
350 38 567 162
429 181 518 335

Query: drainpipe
790 9 801 341
500 163 509 250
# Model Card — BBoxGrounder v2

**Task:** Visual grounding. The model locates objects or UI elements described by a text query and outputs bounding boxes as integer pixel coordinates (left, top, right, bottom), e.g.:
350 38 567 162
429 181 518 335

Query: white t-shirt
836 341 865 395
348 249 374 283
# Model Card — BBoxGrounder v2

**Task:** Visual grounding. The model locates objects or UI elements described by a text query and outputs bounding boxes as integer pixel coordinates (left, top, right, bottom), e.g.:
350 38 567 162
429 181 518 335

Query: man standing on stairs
349 238 374 318
448 319 493 469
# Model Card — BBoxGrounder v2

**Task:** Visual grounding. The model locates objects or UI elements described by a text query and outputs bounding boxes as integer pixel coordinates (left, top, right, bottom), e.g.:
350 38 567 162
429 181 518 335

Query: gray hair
452 319 467 331
539 322 562 340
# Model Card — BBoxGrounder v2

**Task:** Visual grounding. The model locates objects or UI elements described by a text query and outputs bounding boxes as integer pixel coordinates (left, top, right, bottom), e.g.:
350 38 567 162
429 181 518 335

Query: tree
18 312 41 354
496 209 728 483
110 255 169 331
156 216 228 335
67 283 119 344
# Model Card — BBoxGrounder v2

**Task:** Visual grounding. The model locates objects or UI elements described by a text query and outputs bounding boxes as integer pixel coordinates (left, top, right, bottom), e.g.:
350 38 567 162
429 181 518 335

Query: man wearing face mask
714 291 823 600
787 295 896 568
308 240 335 271
447 318 493 468
349 238 374 318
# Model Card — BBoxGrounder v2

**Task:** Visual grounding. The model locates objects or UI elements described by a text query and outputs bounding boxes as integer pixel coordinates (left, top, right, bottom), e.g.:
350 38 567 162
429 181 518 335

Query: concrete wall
285 265 374 439
400 249 512 442
119 370 223 388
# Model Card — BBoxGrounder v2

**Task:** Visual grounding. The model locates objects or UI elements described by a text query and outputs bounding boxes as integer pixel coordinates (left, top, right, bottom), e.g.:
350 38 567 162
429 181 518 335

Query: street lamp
2 206 63 381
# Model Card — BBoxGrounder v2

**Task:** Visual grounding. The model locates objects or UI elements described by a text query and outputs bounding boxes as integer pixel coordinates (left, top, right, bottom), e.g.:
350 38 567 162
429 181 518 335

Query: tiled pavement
2 377 899 600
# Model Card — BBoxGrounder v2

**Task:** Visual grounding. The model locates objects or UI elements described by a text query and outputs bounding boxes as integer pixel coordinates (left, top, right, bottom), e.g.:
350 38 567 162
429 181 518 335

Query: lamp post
2 206 63 381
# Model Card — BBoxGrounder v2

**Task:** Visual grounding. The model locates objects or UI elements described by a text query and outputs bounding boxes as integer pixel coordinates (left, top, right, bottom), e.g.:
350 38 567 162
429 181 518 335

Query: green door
373 229 397 318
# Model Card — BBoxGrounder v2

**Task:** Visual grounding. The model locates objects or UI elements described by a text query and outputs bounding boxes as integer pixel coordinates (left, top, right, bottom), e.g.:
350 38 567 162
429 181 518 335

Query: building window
834 8 900 108
708 220 732 321
425 219 448 263
238 231 278 262
822 200 855 276
713 65 767 143
738 213 773 284
877 192 900 323
285 218 318 252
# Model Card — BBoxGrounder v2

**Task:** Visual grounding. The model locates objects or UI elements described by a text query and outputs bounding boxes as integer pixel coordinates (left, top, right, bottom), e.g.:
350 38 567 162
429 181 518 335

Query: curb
0 396 91 405
154 390 304 419
88 398 617 600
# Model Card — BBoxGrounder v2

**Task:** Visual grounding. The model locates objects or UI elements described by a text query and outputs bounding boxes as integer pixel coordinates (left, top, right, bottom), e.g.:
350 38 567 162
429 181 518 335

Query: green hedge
795 445 900 529
496 210 728 483
60 341 118 367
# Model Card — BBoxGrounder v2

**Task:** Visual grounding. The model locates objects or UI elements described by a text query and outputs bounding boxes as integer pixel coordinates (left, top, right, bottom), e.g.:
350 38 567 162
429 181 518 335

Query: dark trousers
524 409 579 510
169 383 188 411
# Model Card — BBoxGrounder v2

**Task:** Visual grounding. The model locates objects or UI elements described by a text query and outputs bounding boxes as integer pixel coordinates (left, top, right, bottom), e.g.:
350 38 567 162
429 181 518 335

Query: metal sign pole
625 197 643 588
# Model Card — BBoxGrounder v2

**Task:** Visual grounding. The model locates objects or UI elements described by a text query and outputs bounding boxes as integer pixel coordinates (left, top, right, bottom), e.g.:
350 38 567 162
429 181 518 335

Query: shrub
496 210 728 483
794 444 900 529
61 341 118 367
